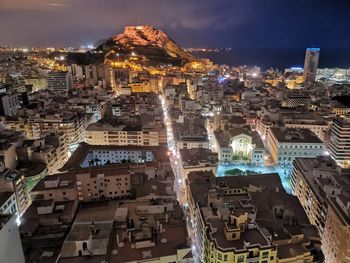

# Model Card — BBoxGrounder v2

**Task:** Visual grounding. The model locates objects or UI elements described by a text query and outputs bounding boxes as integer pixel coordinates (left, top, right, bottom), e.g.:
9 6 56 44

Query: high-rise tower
303 48 320 85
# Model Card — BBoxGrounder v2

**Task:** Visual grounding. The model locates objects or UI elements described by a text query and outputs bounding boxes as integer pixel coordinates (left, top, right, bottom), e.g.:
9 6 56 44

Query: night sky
1 0 350 67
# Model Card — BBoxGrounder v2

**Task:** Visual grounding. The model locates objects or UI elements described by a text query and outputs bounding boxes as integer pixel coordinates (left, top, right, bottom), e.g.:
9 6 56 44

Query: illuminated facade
230 134 253 159
214 129 266 164
85 123 167 146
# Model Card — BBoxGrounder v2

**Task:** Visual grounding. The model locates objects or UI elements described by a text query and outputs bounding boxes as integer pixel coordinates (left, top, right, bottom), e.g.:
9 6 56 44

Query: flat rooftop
270 127 323 144
180 148 218 167
59 142 169 172
75 200 119 223
107 200 190 263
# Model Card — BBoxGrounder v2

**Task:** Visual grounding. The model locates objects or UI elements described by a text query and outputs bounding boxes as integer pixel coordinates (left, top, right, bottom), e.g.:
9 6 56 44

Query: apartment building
27 110 88 151
85 122 167 147
266 127 325 165
46 71 73 93
327 115 350 168
17 132 69 174
173 117 209 150
291 156 350 263
186 171 323 263
56 198 192 263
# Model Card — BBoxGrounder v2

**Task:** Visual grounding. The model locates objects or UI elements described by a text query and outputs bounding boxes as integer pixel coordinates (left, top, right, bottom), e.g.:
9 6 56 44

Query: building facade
266 127 325 165
303 48 320 84
291 157 350 263
327 116 350 168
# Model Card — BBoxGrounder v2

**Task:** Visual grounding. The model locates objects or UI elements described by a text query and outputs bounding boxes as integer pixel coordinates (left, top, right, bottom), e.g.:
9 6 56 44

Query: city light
16 216 22 226
1 6 348 263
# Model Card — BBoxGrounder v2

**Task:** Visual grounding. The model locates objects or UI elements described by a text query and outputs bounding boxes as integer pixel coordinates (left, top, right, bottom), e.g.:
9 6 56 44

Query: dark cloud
0 0 349 50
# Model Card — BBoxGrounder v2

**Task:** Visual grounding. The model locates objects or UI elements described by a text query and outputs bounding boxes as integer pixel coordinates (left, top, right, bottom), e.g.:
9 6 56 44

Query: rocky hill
101 25 195 66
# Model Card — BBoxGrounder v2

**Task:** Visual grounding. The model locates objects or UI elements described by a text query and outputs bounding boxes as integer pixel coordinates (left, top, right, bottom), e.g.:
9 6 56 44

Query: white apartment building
0 93 20 116
46 71 73 93
85 123 166 146
328 116 350 168
28 111 88 151
267 127 326 165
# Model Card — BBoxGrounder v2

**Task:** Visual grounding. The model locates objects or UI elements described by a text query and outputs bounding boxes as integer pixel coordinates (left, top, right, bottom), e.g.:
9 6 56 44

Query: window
237 255 244 262
218 253 222 260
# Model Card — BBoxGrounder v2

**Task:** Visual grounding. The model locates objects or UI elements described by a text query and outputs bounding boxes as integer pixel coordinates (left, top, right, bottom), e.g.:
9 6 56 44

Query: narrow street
159 94 200 263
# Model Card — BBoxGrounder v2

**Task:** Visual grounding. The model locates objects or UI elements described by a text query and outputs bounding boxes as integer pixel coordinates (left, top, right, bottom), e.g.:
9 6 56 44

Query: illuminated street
1 2 350 262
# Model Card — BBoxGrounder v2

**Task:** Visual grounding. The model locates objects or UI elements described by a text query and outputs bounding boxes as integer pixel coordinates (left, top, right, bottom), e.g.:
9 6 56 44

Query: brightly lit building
291 156 350 263
214 128 266 164
186 171 323 263
128 80 160 93
27 110 88 152
1 111 88 152
303 48 320 85
327 115 350 168
256 118 272 141
316 68 350 83
85 122 167 146
266 127 325 165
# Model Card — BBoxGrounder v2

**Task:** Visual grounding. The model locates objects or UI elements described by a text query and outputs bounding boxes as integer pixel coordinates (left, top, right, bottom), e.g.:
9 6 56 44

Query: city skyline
1 2 350 263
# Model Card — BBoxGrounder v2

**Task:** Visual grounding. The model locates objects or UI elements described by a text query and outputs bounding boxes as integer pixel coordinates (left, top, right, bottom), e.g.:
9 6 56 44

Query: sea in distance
191 48 350 71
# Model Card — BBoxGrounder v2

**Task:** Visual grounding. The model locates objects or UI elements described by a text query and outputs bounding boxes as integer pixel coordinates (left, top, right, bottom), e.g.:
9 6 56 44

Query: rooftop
270 127 323 144
107 200 190 263
59 142 169 172
187 170 321 257
180 148 218 167
0 129 24 151
293 156 350 225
